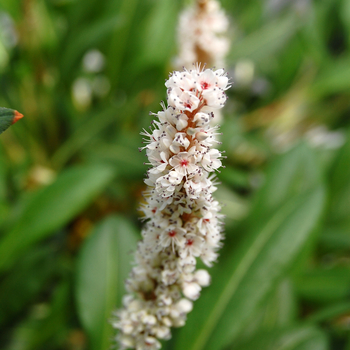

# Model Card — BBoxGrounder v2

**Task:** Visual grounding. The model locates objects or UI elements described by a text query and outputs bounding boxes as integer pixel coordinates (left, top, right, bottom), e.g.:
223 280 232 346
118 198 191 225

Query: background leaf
0 164 115 272
175 145 325 350
229 325 328 350
75 215 138 350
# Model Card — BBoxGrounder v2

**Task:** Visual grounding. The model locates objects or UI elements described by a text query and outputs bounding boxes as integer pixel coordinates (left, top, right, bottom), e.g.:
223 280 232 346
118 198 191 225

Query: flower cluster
112 66 230 350
175 0 230 69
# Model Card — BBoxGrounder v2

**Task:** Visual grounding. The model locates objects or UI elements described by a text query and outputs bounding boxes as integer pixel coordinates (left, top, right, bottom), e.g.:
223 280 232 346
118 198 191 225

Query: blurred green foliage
0 0 350 349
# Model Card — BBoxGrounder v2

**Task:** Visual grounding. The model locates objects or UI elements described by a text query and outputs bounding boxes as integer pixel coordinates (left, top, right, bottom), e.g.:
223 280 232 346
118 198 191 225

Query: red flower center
168 230 177 237
184 101 192 109
187 239 194 246
180 159 189 167
201 81 210 90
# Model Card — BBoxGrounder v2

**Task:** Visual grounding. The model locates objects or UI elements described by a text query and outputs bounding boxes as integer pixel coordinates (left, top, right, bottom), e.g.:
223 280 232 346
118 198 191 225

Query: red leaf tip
13 110 24 124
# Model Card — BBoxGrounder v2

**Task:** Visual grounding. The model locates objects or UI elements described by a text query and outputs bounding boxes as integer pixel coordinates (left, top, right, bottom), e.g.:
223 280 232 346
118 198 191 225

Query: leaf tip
13 110 24 124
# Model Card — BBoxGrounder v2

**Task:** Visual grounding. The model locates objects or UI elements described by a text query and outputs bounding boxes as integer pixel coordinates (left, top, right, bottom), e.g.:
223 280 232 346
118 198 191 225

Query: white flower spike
113 65 230 350
175 0 230 69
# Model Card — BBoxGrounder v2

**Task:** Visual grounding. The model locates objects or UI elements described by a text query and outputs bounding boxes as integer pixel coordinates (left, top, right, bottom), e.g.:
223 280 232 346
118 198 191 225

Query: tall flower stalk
113 65 230 350
175 0 230 69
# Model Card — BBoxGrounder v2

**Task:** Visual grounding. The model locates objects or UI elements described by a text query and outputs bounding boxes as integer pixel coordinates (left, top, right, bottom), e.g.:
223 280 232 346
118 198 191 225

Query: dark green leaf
75 215 138 350
249 143 322 230
295 267 350 304
174 144 325 350
175 187 325 350
0 164 115 272
0 246 58 325
229 325 328 350
321 133 350 249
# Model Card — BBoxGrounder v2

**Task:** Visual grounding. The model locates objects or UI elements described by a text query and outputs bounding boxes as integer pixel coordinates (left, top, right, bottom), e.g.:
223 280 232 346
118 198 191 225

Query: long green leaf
174 144 324 350
229 325 328 350
75 215 138 350
321 132 350 249
249 143 322 229
175 187 324 350
295 267 350 303
0 164 115 272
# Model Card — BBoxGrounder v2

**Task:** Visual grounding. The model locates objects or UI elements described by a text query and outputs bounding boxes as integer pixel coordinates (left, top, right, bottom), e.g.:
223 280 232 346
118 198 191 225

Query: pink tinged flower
180 234 204 258
203 88 227 108
195 69 217 92
159 226 186 251
197 216 214 235
168 87 200 112
169 152 198 176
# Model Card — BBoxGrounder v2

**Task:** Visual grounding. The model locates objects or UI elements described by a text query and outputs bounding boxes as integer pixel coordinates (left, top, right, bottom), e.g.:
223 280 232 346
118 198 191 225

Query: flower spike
113 66 230 350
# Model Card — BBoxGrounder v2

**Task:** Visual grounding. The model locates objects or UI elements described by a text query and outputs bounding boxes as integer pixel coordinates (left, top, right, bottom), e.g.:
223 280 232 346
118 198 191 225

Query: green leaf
75 215 138 350
311 57 350 98
295 267 350 304
0 107 23 134
0 164 115 272
327 133 350 224
0 246 58 326
228 15 299 65
135 0 179 68
6 280 71 350
306 301 350 323
235 279 297 341
321 132 350 249
229 325 328 350
175 187 324 350
249 143 322 230
174 144 325 350
260 279 297 330
60 14 124 78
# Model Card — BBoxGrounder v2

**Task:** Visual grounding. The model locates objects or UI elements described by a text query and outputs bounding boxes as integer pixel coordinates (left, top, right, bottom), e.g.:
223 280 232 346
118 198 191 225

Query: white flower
168 88 200 112
169 132 190 153
180 234 204 258
159 226 186 251
201 148 222 171
155 171 182 197
169 152 198 176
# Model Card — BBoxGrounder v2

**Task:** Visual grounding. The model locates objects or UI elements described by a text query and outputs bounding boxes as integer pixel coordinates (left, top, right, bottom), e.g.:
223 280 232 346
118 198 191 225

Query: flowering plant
113 65 230 350
176 0 230 69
